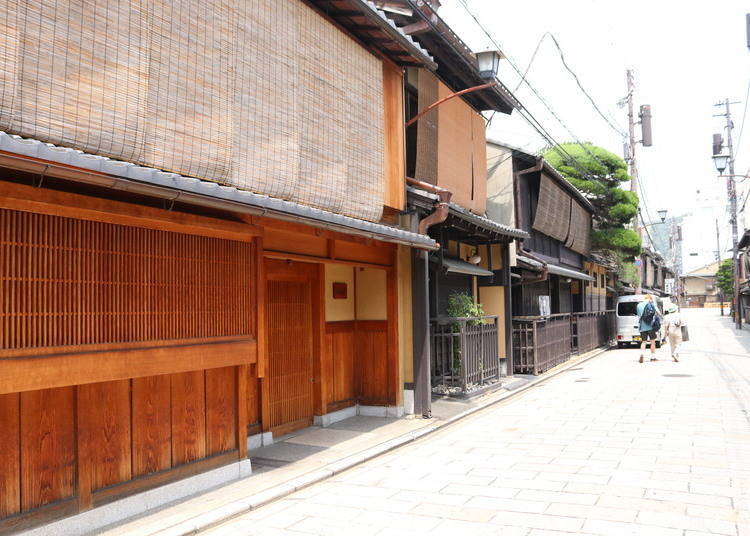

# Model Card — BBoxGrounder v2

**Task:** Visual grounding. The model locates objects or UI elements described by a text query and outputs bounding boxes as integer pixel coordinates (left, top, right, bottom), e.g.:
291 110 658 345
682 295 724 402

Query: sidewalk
97 345 612 536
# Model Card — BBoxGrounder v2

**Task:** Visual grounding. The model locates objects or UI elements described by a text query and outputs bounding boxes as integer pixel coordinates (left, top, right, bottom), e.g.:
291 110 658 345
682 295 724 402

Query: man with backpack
636 294 661 363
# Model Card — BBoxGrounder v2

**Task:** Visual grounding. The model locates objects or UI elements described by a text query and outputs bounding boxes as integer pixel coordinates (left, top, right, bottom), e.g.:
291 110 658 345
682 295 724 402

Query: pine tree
544 143 641 258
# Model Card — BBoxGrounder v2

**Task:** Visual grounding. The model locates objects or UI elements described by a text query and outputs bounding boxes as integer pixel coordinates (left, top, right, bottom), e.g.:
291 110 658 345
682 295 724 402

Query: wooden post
411 249 431 417
386 253 400 407
313 263 327 415
255 237 270 432
236 365 248 460
503 242 514 376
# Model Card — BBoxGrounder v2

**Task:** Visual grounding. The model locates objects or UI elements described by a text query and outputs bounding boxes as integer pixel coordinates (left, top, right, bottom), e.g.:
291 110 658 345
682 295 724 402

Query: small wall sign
332 282 348 299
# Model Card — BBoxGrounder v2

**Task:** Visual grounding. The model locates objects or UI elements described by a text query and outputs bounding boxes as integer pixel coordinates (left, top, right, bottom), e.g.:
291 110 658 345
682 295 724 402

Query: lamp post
405 49 503 128
713 148 741 329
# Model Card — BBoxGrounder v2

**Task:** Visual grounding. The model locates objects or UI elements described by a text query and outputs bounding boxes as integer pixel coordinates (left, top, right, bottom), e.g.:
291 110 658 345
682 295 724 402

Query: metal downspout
406 177 453 419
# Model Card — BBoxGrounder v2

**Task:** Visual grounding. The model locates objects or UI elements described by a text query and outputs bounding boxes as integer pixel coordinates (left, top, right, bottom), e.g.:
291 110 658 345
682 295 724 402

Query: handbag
681 324 689 342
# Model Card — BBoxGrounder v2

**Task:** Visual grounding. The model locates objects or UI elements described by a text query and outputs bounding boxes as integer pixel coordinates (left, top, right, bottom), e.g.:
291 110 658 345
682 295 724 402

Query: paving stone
410 503 496 523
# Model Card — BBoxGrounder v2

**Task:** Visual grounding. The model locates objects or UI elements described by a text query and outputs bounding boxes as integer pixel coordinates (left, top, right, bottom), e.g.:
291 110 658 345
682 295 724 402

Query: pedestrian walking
636 294 660 363
663 304 683 362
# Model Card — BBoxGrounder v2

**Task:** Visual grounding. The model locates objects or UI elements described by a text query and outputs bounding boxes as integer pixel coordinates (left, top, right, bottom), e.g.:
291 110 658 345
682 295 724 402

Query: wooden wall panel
0 393 20 517
78 381 132 491
355 321 389 406
324 322 356 408
171 371 207 466
20 387 76 510
206 367 237 455
132 375 172 477
382 60 405 211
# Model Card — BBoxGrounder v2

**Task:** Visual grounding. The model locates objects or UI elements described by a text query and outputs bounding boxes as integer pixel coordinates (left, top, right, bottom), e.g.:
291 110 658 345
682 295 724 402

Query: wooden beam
0 180 261 242
0 338 256 395
401 19 432 35
264 250 393 270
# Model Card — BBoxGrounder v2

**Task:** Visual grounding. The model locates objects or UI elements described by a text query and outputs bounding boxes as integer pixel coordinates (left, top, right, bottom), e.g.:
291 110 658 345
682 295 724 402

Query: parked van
615 294 666 348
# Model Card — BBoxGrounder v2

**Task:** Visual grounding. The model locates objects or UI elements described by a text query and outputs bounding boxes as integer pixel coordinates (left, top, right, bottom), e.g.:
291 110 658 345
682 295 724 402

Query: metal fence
431 316 500 395
512 310 615 375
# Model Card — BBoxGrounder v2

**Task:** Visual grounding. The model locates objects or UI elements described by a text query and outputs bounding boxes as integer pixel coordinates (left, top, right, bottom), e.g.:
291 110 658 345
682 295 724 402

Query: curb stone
138 344 615 536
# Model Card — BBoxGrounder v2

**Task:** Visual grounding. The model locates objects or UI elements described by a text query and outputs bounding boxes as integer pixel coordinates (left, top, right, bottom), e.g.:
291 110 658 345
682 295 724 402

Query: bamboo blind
0 208 253 350
414 70 438 184
0 0 385 222
565 201 591 256
533 174 571 242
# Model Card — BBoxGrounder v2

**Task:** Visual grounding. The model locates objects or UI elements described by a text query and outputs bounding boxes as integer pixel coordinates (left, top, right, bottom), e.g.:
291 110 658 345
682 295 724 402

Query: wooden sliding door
265 260 317 436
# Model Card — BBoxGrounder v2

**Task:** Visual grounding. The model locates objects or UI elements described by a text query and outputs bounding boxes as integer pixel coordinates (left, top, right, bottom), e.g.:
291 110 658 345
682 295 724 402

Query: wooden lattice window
0 208 253 351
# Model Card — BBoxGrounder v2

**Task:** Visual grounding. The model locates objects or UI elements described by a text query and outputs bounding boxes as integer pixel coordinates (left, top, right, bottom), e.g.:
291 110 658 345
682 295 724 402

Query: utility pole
714 98 741 329
716 218 724 316
626 70 642 294
625 70 653 294
626 70 639 221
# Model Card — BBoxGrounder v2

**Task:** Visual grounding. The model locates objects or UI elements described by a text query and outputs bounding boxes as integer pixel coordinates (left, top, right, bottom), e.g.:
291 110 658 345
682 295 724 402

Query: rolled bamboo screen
0 0 385 222
533 174 571 242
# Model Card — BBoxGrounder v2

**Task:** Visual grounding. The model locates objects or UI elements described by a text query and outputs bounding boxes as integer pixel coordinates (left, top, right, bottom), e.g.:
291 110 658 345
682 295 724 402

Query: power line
453 1 611 175
734 78 750 162
516 31 627 137
458 1 625 139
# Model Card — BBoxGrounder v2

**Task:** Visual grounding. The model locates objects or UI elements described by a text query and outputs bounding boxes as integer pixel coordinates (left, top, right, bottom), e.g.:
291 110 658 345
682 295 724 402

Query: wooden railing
430 316 499 396
572 311 616 354
512 310 615 375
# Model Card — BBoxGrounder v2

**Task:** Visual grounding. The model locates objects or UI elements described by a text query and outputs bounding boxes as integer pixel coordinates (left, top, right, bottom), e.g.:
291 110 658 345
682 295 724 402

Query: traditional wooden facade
486 143 596 317
0 0 438 532
379 3 523 412
486 143 616 375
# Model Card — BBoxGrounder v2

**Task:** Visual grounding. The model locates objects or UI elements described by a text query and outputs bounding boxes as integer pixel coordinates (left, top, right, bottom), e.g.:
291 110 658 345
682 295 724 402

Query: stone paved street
203 309 750 536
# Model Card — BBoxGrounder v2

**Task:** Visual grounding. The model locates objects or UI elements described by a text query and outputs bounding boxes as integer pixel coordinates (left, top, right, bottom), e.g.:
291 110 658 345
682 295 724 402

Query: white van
615 294 666 348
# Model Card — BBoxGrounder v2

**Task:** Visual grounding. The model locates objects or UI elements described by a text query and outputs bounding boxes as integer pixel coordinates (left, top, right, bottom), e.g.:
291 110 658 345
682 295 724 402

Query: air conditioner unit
706 284 715 291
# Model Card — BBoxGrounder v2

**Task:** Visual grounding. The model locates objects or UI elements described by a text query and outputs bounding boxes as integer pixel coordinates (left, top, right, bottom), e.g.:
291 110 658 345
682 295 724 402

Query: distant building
681 261 722 307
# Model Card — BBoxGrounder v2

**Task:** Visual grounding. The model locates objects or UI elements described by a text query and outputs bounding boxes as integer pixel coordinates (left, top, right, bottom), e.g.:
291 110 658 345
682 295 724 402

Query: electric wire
733 78 750 163
452 0 621 182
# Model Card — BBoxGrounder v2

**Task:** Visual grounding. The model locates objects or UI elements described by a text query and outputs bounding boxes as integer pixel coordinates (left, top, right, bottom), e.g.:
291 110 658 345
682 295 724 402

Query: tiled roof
0 132 438 250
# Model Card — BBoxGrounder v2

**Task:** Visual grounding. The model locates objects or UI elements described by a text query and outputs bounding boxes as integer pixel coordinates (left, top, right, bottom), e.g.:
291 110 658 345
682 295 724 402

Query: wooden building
486 143 616 375
376 3 526 414
0 0 441 532
681 261 722 307
738 230 750 323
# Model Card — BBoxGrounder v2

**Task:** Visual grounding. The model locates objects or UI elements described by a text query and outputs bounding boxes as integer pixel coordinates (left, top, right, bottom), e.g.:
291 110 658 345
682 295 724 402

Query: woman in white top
663 304 683 361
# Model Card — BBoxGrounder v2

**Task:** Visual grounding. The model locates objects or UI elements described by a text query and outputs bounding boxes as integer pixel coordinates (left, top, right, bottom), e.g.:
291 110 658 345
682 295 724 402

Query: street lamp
657 209 667 222
404 49 504 129
713 154 730 174
475 50 504 79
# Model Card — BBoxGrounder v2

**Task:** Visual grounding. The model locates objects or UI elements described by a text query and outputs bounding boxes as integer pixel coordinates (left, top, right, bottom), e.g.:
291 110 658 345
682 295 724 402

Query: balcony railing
512 311 615 375
431 316 500 396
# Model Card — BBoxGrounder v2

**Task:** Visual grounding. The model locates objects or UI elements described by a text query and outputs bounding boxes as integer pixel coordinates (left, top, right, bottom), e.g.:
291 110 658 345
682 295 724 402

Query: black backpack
641 302 656 325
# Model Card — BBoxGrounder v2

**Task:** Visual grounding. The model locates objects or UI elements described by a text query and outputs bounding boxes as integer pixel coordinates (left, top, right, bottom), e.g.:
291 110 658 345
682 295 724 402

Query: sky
438 0 750 273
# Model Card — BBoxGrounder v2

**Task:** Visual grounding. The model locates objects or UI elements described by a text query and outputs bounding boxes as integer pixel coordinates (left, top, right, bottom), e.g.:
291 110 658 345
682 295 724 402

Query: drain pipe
405 177 452 419
406 177 453 234
515 244 549 286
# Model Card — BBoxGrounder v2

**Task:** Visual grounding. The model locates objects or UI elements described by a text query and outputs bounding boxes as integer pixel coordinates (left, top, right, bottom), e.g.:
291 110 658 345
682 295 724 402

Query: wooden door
266 261 315 436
